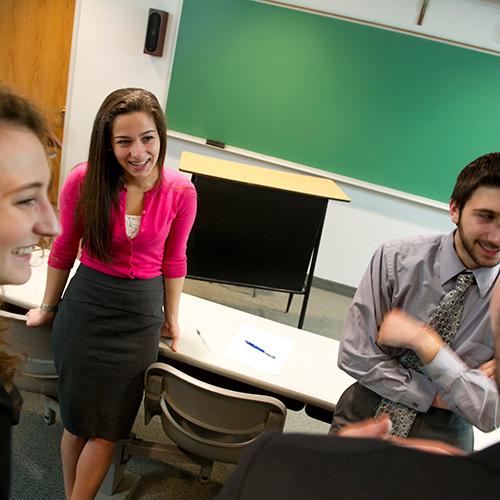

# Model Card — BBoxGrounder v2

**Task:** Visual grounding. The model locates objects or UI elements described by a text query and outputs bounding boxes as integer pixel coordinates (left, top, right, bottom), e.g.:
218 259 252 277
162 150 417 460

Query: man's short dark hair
451 153 500 212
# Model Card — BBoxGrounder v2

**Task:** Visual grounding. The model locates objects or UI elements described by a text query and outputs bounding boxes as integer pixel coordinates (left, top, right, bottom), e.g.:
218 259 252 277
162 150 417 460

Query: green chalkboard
167 0 500 203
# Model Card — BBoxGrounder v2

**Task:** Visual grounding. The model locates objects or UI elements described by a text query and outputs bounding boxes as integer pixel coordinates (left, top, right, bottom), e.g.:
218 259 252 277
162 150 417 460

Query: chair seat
2 310 58 397
145 362 287 465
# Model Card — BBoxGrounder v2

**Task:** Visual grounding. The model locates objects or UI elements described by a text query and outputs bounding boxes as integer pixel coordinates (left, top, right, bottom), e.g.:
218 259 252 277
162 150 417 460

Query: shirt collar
439 231 500 297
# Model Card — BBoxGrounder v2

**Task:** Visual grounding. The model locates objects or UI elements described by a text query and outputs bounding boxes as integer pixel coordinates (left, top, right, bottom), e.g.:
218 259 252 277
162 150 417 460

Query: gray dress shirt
338 232 500 431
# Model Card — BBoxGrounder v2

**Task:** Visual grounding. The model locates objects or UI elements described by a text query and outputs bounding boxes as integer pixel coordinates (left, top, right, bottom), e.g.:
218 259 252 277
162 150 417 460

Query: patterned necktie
374 271 475 438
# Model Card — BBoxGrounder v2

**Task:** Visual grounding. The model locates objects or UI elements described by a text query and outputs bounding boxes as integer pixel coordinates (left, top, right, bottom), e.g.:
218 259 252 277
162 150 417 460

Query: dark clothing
332 382 473 452
0 380 21 500
216 432 500 500
0 383 11 500
52 264 164 441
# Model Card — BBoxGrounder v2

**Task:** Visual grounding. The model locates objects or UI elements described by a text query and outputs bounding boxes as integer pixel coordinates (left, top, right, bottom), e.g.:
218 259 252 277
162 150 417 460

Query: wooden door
0 0 76 202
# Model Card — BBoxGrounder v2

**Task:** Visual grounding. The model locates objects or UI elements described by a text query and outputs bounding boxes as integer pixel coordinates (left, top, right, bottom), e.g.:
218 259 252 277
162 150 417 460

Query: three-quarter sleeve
161 185 197 278
48 164 85 270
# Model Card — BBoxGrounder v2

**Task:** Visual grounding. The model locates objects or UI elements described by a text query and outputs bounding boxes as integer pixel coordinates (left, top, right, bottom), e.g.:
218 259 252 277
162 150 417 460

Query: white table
161 293 354 412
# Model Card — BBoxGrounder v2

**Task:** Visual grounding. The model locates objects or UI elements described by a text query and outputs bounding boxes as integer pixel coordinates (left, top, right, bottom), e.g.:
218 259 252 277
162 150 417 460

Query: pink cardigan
49 163 197 279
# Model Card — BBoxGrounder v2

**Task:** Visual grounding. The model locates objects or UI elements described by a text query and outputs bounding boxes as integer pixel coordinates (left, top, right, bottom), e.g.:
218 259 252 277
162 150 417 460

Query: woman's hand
160 321 180 352
26 307 56 327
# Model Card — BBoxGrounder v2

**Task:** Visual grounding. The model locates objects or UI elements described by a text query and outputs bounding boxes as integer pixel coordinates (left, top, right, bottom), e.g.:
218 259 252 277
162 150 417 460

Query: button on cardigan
49 163 197 279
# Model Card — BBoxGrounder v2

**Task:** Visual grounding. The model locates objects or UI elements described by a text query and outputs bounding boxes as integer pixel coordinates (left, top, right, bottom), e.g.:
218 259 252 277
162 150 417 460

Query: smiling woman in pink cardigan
27 88 197 500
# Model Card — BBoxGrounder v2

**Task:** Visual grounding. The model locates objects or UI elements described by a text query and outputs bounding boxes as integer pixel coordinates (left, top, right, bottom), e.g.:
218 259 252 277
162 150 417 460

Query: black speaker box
144 9 168 57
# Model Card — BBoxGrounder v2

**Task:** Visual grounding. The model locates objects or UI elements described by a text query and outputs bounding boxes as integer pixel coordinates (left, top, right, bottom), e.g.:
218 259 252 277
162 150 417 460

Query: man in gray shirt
334 152 500 451
215 280 500 500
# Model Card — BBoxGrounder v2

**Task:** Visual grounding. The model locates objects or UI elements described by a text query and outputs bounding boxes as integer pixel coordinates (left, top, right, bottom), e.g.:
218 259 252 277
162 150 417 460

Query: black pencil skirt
52 264 164 441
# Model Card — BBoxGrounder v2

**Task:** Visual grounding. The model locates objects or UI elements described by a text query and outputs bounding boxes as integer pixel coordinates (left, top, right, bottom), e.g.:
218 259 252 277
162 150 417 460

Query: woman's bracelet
40 303 58 313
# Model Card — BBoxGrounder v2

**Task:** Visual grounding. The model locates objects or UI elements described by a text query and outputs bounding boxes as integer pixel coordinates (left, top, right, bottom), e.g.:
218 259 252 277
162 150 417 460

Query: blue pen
245 340 276 359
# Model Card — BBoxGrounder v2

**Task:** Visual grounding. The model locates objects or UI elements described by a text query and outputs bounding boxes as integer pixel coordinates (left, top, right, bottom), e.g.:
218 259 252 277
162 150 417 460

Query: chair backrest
1 310 58 396
144 362 287 464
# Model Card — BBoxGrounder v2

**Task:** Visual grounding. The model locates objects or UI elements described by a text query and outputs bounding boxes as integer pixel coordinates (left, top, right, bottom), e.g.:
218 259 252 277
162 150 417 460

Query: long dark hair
77 88 167 262
0 84 50 386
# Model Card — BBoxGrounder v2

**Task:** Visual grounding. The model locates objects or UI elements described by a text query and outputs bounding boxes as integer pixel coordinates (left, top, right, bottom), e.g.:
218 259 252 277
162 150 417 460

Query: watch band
40 303 58 313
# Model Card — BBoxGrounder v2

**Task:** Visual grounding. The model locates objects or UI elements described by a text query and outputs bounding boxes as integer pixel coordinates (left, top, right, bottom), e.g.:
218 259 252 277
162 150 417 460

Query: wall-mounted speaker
144 9 168 57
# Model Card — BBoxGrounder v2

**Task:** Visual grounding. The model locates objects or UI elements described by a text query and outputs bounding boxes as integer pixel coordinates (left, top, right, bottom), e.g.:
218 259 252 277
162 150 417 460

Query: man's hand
377 309 443 365
335 415 463 456
389 436 465 456
479 358 496 380
336 414 392 439
377 309 427 349
431 392 450 410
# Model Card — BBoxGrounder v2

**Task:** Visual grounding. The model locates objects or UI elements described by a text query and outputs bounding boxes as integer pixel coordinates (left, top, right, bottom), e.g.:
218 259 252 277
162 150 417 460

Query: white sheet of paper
224 324 294 376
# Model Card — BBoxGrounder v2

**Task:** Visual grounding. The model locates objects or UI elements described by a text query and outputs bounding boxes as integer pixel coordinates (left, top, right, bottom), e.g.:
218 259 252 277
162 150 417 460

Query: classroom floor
11 279 351 500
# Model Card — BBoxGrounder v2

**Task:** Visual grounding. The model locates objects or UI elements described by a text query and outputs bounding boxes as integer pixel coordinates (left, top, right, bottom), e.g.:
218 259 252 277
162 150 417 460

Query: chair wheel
44 409 56 425
198 464 213 483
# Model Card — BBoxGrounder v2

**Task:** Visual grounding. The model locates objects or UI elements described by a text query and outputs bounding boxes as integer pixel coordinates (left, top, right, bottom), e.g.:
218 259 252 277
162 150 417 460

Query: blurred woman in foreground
0 85 60 498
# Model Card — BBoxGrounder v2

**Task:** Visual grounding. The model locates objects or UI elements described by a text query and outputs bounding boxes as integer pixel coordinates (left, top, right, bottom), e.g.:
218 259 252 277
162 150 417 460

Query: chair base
97 471 141 500
43 396 59 425
100 435 215 496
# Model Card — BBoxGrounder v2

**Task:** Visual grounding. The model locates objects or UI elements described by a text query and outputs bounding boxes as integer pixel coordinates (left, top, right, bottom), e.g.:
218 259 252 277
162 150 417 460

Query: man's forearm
409 328 443 365
377 309 444 365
